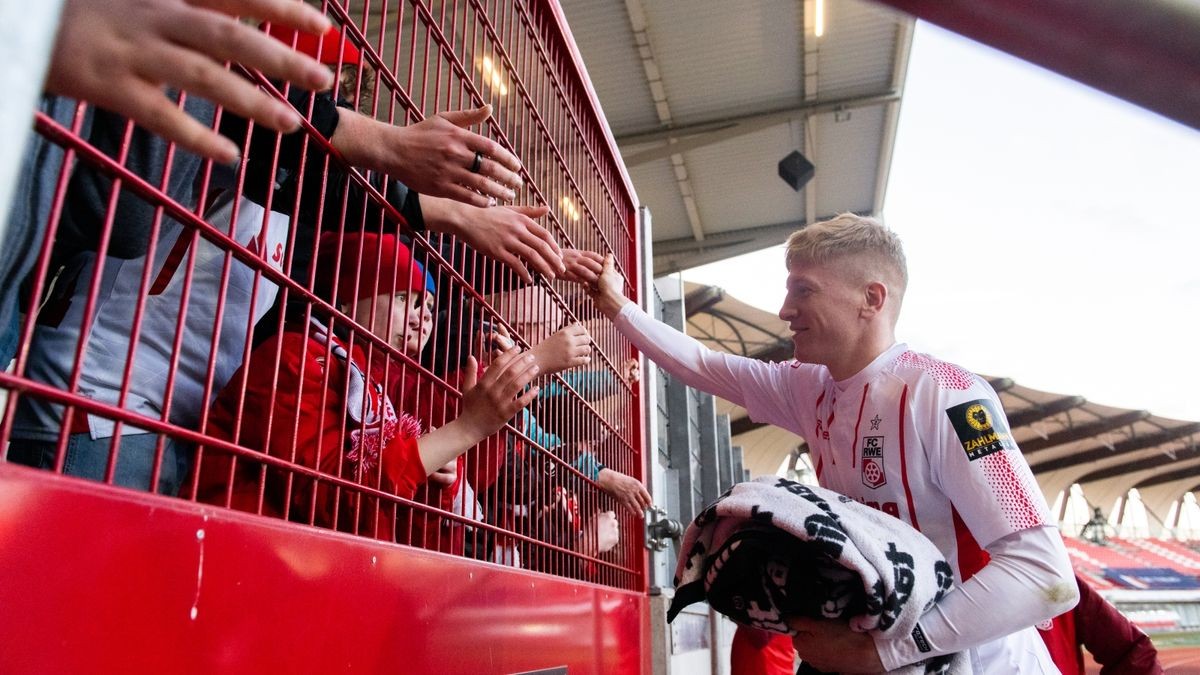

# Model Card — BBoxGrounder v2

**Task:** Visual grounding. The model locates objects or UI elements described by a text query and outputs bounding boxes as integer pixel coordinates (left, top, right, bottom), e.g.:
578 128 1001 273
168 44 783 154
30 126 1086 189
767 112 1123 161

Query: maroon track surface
1085 645 1200 674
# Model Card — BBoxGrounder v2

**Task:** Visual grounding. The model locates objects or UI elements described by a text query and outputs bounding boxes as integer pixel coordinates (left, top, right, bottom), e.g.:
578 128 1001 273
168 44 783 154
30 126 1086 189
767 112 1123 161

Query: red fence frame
0 0 648 672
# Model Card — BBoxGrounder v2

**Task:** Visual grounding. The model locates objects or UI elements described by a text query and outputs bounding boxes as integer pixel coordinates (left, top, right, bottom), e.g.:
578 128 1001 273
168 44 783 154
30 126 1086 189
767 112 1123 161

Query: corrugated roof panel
629 158 693 242
559 0 910 267
641 2 803 126
817 0 904 98
812 105 885 215
686 125 807 235
558 0 661 134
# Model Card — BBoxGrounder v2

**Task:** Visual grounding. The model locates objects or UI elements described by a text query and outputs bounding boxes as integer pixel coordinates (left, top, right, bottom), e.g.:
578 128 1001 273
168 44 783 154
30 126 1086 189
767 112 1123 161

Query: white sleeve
613 302 820 434
874 525 1078 669
931 376 1052 554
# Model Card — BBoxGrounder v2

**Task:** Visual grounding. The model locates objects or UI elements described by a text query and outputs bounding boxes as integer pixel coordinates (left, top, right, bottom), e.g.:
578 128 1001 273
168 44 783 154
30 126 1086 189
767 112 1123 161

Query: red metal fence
0 1 646 671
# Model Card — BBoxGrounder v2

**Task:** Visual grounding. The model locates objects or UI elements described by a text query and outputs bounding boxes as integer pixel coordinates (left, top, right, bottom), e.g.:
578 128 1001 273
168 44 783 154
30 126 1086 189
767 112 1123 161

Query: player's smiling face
778 257 865 368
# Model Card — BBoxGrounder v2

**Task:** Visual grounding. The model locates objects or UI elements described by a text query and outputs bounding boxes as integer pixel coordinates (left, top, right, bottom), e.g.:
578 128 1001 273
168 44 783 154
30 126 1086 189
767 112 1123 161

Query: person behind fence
5 22 568 496
569 213 1078 673
367 258 469 554
193 233 541 540
458 318 621 572
480 284 652 516
0 0 335 372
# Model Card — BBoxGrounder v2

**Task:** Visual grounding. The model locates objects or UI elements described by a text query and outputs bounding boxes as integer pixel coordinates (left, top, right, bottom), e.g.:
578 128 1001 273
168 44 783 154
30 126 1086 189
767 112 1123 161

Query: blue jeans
7 432 190 496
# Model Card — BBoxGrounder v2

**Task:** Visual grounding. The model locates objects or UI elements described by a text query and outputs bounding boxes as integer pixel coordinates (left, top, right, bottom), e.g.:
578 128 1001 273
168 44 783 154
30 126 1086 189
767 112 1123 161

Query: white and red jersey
14 194 290 440
614 303 1063 673
748 343 1046 579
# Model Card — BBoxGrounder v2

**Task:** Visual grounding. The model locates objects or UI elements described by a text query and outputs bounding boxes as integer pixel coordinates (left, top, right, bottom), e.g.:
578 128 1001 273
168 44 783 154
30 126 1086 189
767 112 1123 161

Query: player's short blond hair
784 213 908 299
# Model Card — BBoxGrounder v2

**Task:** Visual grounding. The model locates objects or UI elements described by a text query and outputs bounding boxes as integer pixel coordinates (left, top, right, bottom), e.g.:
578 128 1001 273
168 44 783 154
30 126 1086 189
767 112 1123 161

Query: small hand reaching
579 510 619 557
622 357 640 386
458 349 541 438
530 322 591 376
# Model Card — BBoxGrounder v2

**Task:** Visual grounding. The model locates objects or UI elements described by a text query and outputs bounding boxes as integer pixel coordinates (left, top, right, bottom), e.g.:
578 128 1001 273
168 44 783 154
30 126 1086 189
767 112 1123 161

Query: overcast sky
682 21 1200 421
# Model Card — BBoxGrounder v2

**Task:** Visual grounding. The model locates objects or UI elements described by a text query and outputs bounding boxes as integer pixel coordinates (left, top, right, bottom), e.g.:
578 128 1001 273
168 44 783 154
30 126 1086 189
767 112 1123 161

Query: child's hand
592 510 620 554
459 349 540 437
622 357 641 385
531 322 591 376
482 320 515 363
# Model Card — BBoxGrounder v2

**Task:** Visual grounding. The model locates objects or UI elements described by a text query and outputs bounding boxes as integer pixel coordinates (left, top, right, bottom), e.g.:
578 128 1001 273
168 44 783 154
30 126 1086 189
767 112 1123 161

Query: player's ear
861 280 887 318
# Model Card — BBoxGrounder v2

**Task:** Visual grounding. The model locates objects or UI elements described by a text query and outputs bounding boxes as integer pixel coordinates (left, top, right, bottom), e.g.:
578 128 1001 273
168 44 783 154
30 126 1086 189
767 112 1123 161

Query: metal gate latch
644 506 683 551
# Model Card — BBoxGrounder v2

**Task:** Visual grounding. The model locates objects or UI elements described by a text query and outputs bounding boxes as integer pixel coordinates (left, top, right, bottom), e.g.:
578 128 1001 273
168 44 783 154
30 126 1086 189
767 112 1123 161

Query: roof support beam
987 377 1014 393
1021 409 1151 453
620 0 707 242
618 91 900 167
1006 395 1085 428
1030 422 1200 474
1136 460 1200 490
801 0 820 230
730 415 768 437
653 219 807 276
1073 445 1200 484
655 219 808 257
683 285 725 318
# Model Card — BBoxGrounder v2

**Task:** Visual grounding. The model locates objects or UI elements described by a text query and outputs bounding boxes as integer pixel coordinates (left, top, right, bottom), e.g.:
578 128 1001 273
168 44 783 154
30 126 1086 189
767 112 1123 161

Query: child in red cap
196 233 539 542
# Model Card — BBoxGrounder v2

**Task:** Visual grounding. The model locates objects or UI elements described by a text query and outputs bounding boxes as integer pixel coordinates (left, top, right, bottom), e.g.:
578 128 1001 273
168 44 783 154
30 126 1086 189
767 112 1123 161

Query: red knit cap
262 23 362 66
315 233 425 307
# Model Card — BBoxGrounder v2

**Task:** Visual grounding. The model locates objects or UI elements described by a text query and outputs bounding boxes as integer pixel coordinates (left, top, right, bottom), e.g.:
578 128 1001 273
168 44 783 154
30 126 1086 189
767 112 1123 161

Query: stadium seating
1064 536 1200 590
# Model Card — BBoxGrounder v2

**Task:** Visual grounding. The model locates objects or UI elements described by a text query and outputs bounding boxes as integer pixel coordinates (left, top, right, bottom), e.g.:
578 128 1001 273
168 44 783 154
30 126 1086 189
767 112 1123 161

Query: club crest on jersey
946 398 1016 461
861 435 886 488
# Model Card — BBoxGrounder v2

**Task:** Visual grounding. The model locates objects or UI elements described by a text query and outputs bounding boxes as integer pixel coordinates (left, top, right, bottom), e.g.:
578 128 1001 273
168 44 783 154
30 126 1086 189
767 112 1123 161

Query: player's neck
829 330 896 382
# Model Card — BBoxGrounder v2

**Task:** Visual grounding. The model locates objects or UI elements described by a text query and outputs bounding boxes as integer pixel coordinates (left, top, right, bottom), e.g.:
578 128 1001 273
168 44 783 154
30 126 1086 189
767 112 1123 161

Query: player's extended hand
45 0 335 164
597 468 651 515
787 617 884 674
458 349 540 437
583 253 629 318
530 322 591 376
561 249 604 284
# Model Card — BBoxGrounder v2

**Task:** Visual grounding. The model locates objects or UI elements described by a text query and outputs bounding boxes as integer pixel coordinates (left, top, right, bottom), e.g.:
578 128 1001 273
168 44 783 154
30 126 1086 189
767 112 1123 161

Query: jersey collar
834 342 907 392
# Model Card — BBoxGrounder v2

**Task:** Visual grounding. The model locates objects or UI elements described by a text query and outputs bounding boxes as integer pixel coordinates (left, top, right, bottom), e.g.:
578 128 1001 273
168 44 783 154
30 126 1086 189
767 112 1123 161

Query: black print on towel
878 543 916 631
945 398 1016 461
775 478 849 558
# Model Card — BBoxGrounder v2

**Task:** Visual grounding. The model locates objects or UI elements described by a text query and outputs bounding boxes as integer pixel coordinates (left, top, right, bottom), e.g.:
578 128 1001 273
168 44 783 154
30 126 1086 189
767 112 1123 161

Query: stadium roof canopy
560 0 914 275
680 281 1200 525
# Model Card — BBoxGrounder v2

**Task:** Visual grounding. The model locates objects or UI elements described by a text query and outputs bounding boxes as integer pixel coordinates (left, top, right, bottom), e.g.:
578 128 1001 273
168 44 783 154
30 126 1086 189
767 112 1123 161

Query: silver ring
470 150 483 173
486 195 498 207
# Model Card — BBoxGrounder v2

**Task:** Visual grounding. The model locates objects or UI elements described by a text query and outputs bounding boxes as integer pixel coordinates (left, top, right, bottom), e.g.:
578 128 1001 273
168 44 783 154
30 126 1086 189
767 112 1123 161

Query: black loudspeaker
778 150 815 192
